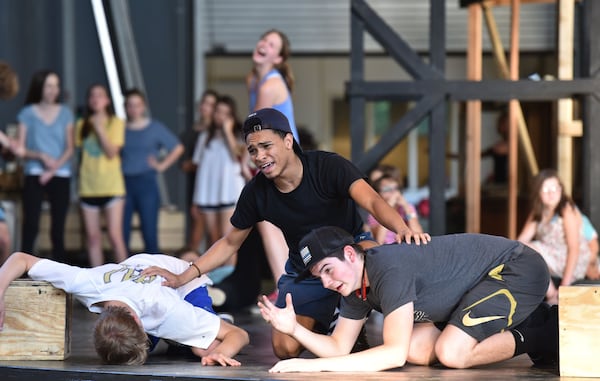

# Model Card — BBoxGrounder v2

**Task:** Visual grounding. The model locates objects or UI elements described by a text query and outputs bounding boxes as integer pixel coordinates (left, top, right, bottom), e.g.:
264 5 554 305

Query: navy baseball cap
243 108 302 154
295 226 355 282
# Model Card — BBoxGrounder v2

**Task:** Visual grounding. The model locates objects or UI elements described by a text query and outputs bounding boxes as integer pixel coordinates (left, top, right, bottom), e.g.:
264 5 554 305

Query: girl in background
192 95 246 283
16 70 74 262
76 84 128 267
518 169 590 304
368 174 423 244
181 90 218 251
121 88 183 254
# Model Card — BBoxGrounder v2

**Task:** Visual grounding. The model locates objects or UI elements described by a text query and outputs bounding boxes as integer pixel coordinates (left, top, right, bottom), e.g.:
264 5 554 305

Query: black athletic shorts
448 245 550 342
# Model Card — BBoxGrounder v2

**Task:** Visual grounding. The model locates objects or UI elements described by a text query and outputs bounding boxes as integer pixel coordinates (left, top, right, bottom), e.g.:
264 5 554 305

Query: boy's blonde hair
94 306 149 365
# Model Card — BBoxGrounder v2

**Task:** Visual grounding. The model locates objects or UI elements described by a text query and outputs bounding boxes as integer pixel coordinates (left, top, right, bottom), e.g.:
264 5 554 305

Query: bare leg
104 199 128 262
258 221 288 286
435 324 516 369
188 204 206 251
406 323 441 365
203 210 219 247
272 314 316 359
81 206 104 267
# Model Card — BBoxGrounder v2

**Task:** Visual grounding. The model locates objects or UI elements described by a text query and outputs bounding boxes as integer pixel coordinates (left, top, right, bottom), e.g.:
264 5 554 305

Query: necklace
355 262 367 301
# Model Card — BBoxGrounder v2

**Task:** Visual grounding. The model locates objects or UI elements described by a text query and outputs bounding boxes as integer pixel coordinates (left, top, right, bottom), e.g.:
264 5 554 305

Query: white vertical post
194 0 208 107
407 127 418 190
90 0 125 118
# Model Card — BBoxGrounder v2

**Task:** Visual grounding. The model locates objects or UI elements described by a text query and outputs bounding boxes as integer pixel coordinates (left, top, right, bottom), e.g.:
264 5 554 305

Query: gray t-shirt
341 233 523 323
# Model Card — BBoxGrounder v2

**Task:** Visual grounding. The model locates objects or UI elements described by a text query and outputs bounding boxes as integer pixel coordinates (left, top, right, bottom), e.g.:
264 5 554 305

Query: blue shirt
249 69 299 143
121 119 180 176
17 104 74 177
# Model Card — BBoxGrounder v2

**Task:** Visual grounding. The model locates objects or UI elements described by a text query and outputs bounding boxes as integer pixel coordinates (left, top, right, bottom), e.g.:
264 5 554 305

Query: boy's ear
344 245 356 262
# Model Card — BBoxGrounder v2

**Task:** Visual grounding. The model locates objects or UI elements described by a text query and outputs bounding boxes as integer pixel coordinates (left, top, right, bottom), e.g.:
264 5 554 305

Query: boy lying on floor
0 252 248 365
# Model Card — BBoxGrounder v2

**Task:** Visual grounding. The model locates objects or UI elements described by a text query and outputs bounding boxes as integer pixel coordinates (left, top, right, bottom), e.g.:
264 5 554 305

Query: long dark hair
205 95 241 148
529 168 574 222
80 84 115 140
24 69 60 105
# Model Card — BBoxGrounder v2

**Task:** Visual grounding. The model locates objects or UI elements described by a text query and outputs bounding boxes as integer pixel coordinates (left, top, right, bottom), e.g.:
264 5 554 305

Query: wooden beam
461 0 581 6
346 78 600 101
557 0 575 195
581 0 600 232
349 3 366 164
482 2 539 177
356 95 444 172
466 3 483 233
428 0 447 235
559 119 583 136
351 0 441 80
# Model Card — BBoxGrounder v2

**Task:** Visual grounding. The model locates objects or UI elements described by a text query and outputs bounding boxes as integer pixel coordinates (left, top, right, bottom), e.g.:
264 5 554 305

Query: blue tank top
249 69 299 143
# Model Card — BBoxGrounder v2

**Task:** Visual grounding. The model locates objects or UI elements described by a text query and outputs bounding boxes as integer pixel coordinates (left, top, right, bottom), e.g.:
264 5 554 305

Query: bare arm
586 238 600 280
142 226 251 288
259 293 361 356
263 294 414 372
93 120 121 158
372 224 388 245
197 320 250 366
253 77 287 110
51 122 75 170
14 122 29 158
221 118 244 161
349 179 430 245
517 215 537 243
0 252 42 329
149 143 184 172
39 123 74 184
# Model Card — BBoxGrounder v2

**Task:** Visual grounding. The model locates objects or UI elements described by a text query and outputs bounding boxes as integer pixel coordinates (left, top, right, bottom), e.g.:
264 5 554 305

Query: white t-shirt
28 254 220 349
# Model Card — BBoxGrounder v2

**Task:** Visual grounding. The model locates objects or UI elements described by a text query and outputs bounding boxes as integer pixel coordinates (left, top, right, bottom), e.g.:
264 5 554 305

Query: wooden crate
559 285 600 377
0 279 72 360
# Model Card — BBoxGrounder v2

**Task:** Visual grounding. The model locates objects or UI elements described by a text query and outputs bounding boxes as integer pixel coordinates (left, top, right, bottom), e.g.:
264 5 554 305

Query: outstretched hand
269 358 320 373
140 266 182 288
395 227 431 245
257 293 297 336
201 352 241 367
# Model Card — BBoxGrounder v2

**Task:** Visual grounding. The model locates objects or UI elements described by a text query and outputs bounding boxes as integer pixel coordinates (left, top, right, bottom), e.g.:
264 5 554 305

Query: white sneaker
207 286 226 307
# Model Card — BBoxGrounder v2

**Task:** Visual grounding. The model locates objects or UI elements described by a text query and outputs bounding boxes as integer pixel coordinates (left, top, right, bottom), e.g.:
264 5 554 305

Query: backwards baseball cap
242 108 302 154
295 226 355 282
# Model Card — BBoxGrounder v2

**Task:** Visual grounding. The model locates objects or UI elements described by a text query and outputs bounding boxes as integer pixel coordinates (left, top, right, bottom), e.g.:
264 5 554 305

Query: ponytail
262 29 294 92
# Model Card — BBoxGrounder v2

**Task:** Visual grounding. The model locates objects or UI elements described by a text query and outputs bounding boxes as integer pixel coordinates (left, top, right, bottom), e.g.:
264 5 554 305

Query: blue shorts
148 286 215 351
275 231 374 333
0 206 5 222
184 286 216 314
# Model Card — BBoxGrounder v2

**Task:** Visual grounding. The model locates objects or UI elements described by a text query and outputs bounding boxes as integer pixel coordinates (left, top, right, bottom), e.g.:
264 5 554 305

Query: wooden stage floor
0 302 571 381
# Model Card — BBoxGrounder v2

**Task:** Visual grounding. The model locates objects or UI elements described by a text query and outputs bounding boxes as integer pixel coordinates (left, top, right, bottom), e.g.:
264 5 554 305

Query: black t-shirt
231 150 366 272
